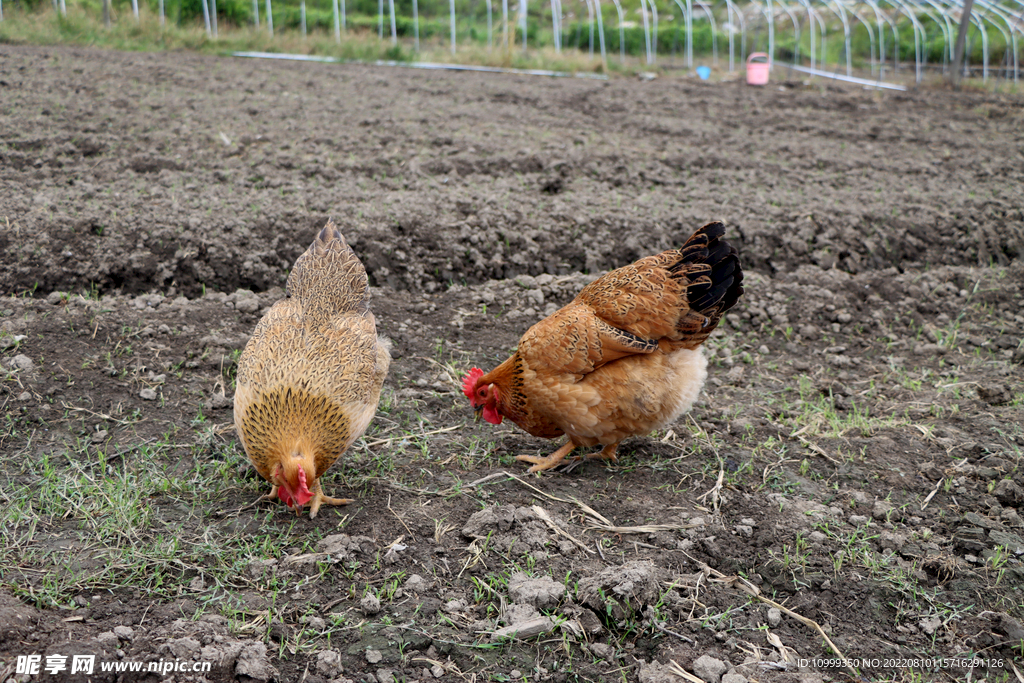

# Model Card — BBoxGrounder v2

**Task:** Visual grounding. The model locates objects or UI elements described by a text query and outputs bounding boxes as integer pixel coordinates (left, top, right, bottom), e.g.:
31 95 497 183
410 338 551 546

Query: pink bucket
746 52 770 86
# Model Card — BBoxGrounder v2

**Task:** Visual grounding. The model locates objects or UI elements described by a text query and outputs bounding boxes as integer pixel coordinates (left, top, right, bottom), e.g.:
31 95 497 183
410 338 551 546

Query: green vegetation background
0 0 1016 72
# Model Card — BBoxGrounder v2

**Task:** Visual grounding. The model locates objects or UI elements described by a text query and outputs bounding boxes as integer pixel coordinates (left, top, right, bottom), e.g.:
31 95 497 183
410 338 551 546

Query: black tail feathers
675 221 744 323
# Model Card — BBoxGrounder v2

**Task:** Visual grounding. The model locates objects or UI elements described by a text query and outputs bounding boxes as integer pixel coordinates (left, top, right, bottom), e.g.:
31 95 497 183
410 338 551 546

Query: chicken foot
562 443 620 473
256 482 353 518
308 479 354 519
516 441 577 473
583 443 619 463
258 486 283 504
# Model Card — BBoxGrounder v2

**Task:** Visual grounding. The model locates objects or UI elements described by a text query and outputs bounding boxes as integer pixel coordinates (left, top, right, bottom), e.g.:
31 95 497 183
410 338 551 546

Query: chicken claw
564 443 621 473
516 442 577 473
585 443 619 463
308 479 354 519
250 486 287 512
258 486 282 503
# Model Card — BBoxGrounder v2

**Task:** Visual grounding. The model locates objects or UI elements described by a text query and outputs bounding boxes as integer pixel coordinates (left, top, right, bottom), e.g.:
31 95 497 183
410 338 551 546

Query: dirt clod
235 641 279 682
978 383 1013 405
360 594 382 616
577 561 666 621
507 572 565 609
491 616 555 640
692 655 729 683
993 479 1024 506
316 649 344 677
7 354 34 372
721 673 749 683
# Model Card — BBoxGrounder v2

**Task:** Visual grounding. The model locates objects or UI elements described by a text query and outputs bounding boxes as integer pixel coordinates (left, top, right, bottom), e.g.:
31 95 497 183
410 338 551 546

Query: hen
233 220 390 517
462 221 742 473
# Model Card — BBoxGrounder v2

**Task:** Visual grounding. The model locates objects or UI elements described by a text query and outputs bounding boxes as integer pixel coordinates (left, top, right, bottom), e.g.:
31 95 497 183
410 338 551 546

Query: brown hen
234 220 390 517
463 221 742 473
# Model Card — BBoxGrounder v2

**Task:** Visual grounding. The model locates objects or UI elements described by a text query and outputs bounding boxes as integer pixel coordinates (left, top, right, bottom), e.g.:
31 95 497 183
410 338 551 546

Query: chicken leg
308 479 354 519
562 442 621 473
516 441 577 473
585 443 619 463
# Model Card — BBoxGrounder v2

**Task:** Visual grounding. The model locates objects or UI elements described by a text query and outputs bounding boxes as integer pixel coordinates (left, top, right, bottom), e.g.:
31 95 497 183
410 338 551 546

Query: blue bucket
696 65 711 80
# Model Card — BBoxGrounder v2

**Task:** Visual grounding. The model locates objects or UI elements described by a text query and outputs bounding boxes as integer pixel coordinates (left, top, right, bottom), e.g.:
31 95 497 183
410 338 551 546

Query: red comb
462 368 484 400
294 468 313 506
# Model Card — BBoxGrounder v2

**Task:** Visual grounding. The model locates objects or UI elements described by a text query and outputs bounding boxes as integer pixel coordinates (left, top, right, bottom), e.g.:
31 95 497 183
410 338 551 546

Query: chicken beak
280 486 303 516
473 405 483 423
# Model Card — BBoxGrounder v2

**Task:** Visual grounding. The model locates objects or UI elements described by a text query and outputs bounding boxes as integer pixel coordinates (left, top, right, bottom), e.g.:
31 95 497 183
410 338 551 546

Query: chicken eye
478 388 486 397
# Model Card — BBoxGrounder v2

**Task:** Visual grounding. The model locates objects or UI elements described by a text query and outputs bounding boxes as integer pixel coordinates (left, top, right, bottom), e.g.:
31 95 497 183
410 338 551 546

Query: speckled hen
233 220 390 517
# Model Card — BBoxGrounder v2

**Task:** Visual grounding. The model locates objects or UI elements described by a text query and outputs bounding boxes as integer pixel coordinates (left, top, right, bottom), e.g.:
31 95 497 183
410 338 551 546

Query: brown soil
1 44 1023 683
